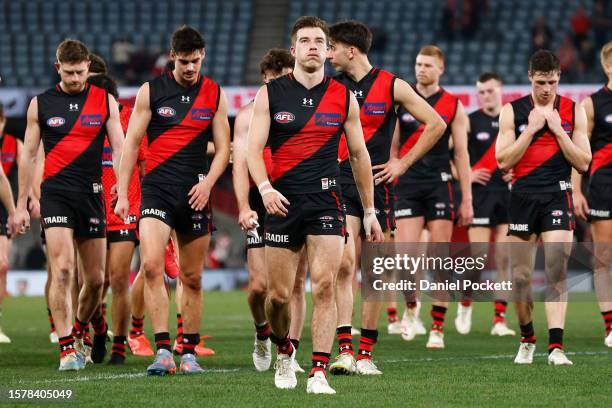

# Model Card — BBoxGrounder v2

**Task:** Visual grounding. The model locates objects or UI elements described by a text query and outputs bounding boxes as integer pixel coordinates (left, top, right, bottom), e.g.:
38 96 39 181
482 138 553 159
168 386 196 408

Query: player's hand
238 208 258 231
502 169 513 183
262 189 290 216
372 158 406 185
11 207 30 235
114 195 130 220
457 199 473 227
572 192 589 221
471 168 491 185
28 198 41 219
526 108 546 133
363 208 385 242
188 180 212 211
545 109 565 137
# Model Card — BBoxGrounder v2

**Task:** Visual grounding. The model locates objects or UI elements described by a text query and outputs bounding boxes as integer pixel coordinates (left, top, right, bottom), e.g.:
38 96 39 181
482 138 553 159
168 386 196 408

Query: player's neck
345 57 373 83
606 77 612 90
59 82 85 95
416 82 440 98
292 66 325 90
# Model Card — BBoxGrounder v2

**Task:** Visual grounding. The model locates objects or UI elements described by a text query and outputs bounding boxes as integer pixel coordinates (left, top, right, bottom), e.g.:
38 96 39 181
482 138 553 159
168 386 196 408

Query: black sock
112 336 127 357
154 332 171 352
548 328 564 353
520 321 536 343
290 338 300 351
182 333 200 356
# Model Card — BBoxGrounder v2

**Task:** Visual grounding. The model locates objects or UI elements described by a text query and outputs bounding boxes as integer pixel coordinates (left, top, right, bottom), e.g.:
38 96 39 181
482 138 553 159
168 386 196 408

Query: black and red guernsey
38 83 109 193
468 109 506 191
144 71 220 186
589 85 612 186
397 86 458 184
510 94 575 192
1 133 18 183
336 68 397 184
267 74 349 194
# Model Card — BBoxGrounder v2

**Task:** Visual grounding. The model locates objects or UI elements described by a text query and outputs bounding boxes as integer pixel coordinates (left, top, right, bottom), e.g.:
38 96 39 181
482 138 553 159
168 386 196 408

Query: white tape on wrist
257 181 271 194
364 207 376 215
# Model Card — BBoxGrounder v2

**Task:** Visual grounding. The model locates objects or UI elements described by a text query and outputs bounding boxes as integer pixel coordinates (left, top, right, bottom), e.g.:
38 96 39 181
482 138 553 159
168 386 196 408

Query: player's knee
142 259 164 281
267 287 291 308
180 271 202 291
0 257 8 274
512 266 531 290
249 279 267 299
338 255 355 282
312 277 334 303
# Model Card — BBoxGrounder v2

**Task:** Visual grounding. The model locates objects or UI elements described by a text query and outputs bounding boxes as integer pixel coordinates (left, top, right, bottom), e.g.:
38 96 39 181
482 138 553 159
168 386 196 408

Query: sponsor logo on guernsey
127 215 137 223
315 112 342 127
265 232 289 243
559 180 572 191
552 219 561 225
181 96 191 103
47 117 65 127
353 89 364 98
394 208 413 217
192 213 204 221
247 234 262 246
119 229 129 236
492 121 499 128
157 107 176 117
43 216 68 224
605 114 612 123
191 108 213 121
401 113 416 123
551 210 563 217
69 103 79 111
562 122 572 134
435 202 446 209
518 124 527 132
302 98 314 107
364 102 386 115
274 111 295 123
102 147 113 167
476 132 490 141
89 218 100 225
321 177 337 190
81 114 103 126
590 209 610 217
141 208 166 219
509 223 529 232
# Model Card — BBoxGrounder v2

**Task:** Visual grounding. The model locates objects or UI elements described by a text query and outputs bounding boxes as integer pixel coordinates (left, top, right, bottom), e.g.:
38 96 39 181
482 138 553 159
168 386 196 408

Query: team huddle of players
0 15 610 395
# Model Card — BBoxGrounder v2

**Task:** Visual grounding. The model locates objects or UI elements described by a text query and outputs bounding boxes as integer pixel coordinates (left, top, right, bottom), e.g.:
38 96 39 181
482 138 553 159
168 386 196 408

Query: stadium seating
0 0 253 87
286 0 606 85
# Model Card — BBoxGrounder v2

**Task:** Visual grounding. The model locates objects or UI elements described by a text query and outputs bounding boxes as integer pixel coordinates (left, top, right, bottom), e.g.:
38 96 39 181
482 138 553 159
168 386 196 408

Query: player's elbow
496 153 511 173
577 155 591 174
431 117 447 139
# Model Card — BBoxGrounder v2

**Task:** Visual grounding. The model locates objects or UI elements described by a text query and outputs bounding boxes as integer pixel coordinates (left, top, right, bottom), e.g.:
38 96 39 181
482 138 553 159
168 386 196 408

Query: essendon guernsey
102 106 147 230
267 74 349 194
510 95 575 192
144 72 220 186
589 86 612 185
336 68 397 184
38 83 109 193
1 133 19 195
397 87 458 184
468 110 506 191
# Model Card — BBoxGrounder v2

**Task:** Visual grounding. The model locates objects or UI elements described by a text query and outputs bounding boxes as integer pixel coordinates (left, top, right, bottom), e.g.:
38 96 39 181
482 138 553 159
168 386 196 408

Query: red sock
406 302 417 309
112 336 126 357
309 352 330 377
336 325 353 355
255 322 271 341
602 310 612 336
271 333 294 355
387 307 398 323
460 300 472 307
431 306 447 332
130 316 144 338
357 329 378 361
493 300 507 324
91 314 107 336
72 318 88 339
176 314 183 344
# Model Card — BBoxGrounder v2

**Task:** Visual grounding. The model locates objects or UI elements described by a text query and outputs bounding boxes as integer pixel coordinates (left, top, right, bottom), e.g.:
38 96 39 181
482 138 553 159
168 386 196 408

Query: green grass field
0 292 610 407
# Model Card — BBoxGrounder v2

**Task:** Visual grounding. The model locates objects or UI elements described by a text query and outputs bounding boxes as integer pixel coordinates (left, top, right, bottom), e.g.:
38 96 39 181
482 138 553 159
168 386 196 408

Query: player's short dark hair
329 20 373 54
0 103 4 121
291 16 329 45
56 39 90 64
528 50 561 74
88 53 107 75
171 26 206 55
87 74 119 100
478 72 503 84
165 59 175 72
259 49 295 75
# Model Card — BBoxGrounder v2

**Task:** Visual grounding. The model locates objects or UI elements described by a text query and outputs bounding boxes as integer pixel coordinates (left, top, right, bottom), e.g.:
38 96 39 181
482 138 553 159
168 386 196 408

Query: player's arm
451 101 473 226
247 85 289 216
496 103 545 171
115 83 150 218
373 79 446 184
572 96 594 220
0 159 15 223
13 97 41 232
547 104 591 173
344 92 384 242
105 95 125 182
232 103 258 230
188 88 231 211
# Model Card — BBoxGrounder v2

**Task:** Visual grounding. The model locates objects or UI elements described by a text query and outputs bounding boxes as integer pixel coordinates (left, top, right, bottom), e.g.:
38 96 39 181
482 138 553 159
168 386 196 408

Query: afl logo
274 111 295 123
476 132 490 141
401 113 415 123
47 117 65 127
605 114 612 123
157 107 176 117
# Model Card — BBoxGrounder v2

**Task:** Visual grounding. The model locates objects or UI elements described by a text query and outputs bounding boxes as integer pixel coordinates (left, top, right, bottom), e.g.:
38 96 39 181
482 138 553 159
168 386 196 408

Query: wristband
257 180 271 194
364 207 376 215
